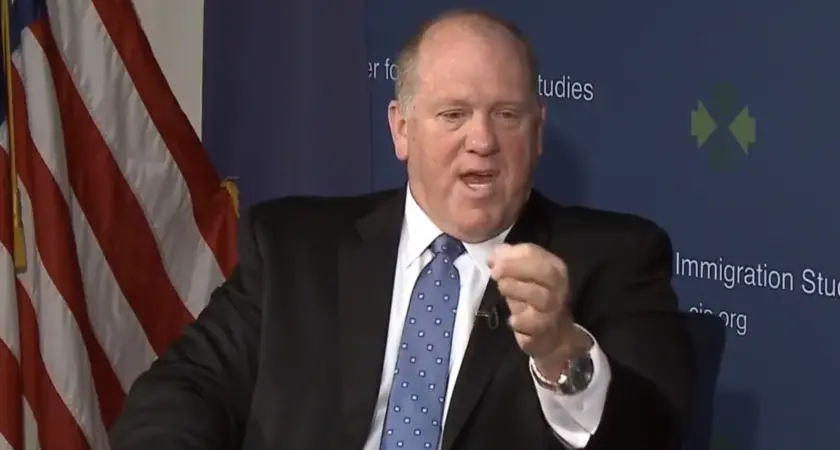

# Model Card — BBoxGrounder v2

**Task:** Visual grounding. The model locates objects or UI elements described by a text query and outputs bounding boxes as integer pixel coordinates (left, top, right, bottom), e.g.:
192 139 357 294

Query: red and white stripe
0 1 238 449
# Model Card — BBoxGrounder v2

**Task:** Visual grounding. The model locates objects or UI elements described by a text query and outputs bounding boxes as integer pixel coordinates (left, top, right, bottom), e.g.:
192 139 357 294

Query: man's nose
465 115 499 156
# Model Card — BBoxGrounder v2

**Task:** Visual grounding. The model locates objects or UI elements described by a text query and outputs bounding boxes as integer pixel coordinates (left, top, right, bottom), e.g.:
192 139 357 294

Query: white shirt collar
400 185 513 276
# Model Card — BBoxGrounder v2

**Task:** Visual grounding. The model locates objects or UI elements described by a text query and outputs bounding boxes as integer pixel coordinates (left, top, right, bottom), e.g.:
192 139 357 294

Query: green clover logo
690 83 756 171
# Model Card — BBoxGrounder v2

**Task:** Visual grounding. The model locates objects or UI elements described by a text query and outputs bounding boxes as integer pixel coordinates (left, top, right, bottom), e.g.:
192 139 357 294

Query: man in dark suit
110 8 694 450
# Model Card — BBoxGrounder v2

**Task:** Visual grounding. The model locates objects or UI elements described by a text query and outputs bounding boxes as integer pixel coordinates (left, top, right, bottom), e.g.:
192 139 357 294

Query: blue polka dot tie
380 234 465 450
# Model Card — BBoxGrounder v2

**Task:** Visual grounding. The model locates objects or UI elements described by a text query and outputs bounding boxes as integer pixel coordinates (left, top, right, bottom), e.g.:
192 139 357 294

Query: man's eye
440 111 464 120
498 110 518 119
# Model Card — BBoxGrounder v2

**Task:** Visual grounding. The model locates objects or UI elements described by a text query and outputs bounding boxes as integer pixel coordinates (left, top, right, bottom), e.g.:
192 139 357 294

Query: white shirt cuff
530 324 611 448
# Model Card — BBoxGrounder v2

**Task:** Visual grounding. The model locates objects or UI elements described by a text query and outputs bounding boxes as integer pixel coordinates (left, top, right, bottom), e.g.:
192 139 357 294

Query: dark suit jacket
110 188 695 450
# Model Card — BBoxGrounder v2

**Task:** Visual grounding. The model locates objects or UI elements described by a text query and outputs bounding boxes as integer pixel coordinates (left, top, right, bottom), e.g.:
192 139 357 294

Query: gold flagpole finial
221 177 240 218
1 0 26 271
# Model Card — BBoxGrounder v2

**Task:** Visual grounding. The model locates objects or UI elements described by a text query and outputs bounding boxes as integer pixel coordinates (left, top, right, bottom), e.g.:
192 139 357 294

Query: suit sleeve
582 224 696 450
108 207 264 450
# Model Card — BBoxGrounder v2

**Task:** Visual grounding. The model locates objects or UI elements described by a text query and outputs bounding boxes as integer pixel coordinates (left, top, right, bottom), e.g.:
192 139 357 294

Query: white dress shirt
362 188 612 449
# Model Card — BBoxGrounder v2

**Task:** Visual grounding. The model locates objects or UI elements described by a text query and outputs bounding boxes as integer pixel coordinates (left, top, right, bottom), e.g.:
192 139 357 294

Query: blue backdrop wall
203 1 840 449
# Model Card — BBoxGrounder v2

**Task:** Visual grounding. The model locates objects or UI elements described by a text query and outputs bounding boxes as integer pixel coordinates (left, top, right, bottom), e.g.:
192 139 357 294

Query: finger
505 296 529 316
507 305 552 337
489 244 567 289
497 277 554 312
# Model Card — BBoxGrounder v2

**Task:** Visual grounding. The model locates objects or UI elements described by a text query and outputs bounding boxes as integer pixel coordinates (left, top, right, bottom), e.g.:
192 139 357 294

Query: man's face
388 20 544 243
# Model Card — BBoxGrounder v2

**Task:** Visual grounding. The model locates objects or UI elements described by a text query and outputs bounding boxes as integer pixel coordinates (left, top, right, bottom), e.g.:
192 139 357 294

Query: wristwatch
530 351 594 395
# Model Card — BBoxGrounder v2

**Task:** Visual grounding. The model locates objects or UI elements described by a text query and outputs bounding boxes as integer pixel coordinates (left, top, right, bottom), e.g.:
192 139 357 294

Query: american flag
0 1 239 449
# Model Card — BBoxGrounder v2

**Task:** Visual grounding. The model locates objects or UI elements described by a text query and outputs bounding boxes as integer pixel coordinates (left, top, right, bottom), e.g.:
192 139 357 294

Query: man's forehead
412 24 529 91
419 17 515 55
415 22 524 75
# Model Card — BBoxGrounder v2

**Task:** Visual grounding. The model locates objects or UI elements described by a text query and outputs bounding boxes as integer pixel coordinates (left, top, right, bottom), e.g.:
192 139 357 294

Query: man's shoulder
243 188 401 235
533 191 670 243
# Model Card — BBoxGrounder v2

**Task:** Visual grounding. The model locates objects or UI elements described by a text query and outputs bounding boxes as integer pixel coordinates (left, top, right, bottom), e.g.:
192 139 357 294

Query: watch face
561 354 594 395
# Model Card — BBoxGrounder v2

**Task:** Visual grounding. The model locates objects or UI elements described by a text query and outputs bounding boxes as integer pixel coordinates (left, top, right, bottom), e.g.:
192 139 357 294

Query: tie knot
430 234 465 259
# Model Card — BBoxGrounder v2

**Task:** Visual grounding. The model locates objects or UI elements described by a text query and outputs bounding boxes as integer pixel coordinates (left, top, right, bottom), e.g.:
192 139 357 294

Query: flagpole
1 0 26 271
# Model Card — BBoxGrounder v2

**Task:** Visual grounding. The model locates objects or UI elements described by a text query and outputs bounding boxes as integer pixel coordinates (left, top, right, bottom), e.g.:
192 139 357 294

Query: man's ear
536 102 546 157
388 100 409 161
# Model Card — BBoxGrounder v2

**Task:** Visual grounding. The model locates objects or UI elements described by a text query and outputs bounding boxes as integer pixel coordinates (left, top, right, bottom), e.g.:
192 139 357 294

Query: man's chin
448 206 509 243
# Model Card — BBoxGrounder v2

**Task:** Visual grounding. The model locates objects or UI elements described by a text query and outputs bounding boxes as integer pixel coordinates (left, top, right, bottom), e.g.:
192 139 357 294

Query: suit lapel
337 190 405 450
441 192 551 450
